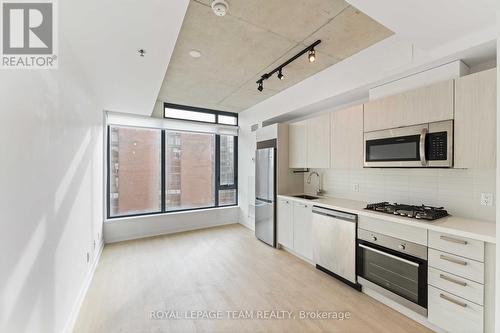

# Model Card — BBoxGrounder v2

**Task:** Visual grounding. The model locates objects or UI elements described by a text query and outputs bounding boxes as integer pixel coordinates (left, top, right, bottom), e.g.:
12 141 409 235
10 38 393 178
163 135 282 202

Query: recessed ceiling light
189 50 202 58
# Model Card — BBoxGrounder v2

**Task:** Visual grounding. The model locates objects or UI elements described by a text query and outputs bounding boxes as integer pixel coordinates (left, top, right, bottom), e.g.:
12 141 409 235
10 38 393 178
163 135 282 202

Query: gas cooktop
365 202 448 221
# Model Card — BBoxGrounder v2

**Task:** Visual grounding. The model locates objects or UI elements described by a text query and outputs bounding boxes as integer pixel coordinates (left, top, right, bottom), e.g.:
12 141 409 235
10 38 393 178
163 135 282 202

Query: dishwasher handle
312 206 357 223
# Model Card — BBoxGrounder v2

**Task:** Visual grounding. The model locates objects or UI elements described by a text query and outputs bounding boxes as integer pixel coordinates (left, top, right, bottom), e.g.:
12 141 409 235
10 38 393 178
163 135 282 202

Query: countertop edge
277 194 496 244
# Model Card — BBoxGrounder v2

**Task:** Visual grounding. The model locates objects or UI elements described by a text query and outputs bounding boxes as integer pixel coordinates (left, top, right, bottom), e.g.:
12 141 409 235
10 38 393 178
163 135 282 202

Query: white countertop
278 194 496 244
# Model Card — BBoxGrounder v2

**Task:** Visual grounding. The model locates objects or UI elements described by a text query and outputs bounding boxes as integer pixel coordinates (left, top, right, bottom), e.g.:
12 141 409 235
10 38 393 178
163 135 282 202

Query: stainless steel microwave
364 120 453 168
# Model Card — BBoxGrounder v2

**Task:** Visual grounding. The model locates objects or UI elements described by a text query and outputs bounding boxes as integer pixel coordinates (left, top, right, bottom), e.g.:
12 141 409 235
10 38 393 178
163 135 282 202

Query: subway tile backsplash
304 168 495 222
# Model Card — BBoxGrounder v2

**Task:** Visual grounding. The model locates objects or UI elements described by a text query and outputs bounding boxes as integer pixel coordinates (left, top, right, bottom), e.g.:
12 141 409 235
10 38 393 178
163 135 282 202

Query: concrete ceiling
158 0 393 112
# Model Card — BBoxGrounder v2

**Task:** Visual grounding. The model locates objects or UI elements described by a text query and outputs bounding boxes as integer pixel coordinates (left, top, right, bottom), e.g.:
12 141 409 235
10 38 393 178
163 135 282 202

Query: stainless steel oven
364 120 453 168
357 229 428 316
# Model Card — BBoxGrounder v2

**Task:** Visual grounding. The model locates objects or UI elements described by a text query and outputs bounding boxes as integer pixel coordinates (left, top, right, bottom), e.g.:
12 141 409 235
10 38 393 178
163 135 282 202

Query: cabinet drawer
429 231 484 262
358 215 427 245
428 267 484 305
428 249 484 283
428 286 483 333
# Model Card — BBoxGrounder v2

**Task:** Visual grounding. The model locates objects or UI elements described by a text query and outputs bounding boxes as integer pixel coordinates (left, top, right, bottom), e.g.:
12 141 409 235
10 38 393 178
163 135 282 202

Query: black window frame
106 105 238 219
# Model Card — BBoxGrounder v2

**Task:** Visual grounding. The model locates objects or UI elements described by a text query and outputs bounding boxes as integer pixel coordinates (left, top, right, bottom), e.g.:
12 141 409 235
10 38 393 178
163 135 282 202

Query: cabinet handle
440 293 467 308
440 274 467 287
440 235 468 245
440 255 467 266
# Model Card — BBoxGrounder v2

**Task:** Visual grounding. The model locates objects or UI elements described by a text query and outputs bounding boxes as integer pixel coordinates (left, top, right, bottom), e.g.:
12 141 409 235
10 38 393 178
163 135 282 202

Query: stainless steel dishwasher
312 206 360 290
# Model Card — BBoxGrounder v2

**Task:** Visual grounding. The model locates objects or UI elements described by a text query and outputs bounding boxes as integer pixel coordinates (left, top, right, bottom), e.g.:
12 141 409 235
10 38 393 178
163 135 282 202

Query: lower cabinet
277 198 293 249
277 198 313 261
428 231 485 333
292 201 313 261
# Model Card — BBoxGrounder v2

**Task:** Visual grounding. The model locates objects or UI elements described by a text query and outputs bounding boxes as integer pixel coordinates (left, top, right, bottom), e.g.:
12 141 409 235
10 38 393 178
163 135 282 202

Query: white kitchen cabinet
288 120 307 168
277 198 293 249
363 79 454 132
292 201 313 261
331 105 364 169
454 68 496 169
306 114 330 168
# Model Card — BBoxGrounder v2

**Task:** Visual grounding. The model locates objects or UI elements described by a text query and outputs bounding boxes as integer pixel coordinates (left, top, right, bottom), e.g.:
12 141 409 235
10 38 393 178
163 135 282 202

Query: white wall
0 39 103 333
304 168 496 222
495 6 500 332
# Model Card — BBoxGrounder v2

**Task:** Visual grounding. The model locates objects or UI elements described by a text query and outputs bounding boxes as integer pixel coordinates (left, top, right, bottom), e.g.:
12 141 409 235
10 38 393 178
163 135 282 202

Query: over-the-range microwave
364 120 453 168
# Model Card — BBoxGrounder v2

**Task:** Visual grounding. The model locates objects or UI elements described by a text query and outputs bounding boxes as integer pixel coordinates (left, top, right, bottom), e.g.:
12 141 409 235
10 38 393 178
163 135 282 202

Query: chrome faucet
307 171 324 196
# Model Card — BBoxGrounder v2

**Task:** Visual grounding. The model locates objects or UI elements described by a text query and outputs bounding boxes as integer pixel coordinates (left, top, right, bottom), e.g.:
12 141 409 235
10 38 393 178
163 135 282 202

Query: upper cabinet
306 114 330 168
289 114 330 168
289 120 308 168
364 80 454 132
331 105 364 169
454 68 497 169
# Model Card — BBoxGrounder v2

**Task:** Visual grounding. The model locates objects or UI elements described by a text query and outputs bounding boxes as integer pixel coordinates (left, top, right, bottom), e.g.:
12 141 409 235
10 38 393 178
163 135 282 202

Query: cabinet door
293 202 313 260
454 68 496 169
306 114 330 168
364 80 454 132
277 199 293 248
331 105 364 169
289 120 307 168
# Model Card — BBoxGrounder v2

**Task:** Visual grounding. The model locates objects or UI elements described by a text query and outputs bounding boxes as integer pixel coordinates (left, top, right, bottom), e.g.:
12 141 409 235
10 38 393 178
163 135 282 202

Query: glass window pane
218 115 237 125
219 189 236 206
109 127 161 217
166 131 215 210
164 108 216 123
219 135 235 186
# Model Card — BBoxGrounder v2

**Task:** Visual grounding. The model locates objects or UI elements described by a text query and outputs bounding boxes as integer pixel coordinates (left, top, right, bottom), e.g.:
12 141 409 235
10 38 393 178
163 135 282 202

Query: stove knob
399 244 406 250
371 236 377 242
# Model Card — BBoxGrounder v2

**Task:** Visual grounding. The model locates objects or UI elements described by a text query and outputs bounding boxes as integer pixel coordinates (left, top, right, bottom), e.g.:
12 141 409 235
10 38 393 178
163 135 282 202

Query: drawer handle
440 235 468 245
440 293 467 308
440 274 467 287
440 254 467 266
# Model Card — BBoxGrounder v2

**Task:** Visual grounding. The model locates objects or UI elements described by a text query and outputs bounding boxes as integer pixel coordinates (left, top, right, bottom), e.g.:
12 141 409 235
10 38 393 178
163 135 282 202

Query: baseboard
238 220 254 231
63 241 104 333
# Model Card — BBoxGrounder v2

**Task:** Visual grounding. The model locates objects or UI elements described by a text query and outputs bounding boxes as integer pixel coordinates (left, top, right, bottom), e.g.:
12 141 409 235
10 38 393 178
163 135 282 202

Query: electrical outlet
353 184 359 192
480 193 493 206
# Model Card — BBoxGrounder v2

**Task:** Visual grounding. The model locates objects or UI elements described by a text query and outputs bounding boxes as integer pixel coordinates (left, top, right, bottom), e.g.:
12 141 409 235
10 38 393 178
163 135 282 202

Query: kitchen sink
292 194 319 200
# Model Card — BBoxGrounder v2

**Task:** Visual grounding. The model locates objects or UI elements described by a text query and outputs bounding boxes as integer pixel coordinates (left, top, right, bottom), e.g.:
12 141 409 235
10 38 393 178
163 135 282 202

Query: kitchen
252 65 497 333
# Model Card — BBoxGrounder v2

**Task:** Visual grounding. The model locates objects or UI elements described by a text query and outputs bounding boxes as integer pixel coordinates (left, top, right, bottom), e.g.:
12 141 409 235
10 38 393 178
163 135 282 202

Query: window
108 127 162 217
165 131 215 211
164 108 216 123
218 135 237 206
107 105 238 219
164 103 238 125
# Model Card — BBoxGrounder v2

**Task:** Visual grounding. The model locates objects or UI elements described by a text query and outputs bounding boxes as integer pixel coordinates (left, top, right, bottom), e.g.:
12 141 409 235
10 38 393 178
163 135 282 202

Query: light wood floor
73 224 431 333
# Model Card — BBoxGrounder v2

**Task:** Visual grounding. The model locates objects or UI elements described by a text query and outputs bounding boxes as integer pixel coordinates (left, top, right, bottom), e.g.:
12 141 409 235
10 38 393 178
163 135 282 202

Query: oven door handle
359 243 420 267
419 128 428 166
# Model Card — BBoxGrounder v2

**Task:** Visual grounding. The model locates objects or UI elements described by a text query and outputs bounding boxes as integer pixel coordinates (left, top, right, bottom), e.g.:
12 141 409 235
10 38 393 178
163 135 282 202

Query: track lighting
256 40 321 92
308 48 316 63
277 68 284 80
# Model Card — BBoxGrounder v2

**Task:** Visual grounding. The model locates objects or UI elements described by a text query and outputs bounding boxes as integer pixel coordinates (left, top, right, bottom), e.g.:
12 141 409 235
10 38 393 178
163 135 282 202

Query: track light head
257 80 263 92
277 68 284 80
308 48 316 63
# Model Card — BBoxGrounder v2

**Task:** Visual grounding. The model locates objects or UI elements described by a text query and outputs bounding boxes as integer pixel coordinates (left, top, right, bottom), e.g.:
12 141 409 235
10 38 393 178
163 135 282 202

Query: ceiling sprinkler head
138 49 146 57
211 0 229 17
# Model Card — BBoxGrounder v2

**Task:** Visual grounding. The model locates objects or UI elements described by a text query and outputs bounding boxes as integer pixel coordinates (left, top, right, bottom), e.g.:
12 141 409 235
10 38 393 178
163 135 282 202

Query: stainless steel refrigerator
255 140 276 247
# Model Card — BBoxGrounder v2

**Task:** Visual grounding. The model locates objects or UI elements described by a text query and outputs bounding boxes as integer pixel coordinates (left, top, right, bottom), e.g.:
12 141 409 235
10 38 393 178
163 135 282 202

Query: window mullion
161 130 166 213
215 135 220 207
